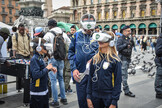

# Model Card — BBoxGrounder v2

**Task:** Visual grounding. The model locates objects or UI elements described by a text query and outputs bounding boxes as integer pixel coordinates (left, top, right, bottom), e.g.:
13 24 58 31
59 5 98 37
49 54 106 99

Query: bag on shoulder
7 35 12 49
50 31 66 60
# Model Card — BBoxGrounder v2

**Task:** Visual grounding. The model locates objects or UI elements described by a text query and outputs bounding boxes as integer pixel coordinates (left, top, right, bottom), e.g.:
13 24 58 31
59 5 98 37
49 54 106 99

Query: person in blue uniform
87 31 122 108
30 38 57 108
68 14 98 108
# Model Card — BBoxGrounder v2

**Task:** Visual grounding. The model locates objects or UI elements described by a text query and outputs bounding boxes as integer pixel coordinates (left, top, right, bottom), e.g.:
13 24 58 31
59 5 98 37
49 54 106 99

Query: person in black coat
154 35 162 99
116 25 135 97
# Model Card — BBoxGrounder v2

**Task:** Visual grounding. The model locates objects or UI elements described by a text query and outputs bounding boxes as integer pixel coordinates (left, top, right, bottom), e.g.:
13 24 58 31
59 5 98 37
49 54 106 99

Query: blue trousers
48 58 66 102
76 75 88 108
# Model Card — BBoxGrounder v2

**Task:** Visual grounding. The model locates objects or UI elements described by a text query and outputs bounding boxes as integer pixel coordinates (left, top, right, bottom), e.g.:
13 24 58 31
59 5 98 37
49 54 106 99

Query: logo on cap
87 24 91 29
96 34 100 40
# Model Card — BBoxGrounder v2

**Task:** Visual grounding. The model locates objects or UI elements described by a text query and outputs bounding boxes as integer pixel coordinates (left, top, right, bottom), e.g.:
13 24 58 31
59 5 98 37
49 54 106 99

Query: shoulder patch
72 35 74 38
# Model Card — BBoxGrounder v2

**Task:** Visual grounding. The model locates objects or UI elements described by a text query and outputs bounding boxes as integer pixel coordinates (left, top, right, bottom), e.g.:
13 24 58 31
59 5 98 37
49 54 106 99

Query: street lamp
156 0 162 35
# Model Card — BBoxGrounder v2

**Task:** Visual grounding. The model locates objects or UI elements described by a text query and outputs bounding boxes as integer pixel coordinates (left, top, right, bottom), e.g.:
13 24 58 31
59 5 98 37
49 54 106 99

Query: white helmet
80 14 96 30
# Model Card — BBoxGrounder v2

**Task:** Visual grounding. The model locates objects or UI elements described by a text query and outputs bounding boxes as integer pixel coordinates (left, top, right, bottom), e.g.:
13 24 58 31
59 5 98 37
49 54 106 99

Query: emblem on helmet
96 34 100 40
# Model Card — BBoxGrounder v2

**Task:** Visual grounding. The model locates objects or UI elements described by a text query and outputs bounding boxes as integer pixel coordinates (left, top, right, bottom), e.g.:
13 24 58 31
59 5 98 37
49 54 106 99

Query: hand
46 63 53 70
128 44 131 48
11 56 16 59
44 57 48 62
73 69 80 82
109 104 116 108
87 99 94 108
4 61 11 67
51 67 57 73
87 59 92 64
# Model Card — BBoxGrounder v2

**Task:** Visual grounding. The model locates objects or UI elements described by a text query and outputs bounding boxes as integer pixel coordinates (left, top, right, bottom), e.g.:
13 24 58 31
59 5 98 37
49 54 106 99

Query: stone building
0 0 20 25
48 6 71 23
70 0 161 36
42 0 53 18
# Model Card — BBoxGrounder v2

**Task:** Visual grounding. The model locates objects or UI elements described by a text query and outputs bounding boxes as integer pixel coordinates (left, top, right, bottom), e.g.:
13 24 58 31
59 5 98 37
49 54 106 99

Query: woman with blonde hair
87 31 122 108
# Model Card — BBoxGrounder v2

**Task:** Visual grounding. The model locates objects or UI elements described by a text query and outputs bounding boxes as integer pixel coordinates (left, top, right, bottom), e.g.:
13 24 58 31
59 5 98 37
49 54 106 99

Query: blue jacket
68 31 98 73
87 54 122 106
155 36 162 65
30 52 49 92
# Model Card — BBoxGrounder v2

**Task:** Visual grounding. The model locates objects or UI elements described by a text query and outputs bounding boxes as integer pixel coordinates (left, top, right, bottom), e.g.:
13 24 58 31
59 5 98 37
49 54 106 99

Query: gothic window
151 8 156 16
122 10 126 18
98 12 101 20
105 12 109 20
74 10 78 21
131 10 135 18
114 11 117 18
140 10 145 17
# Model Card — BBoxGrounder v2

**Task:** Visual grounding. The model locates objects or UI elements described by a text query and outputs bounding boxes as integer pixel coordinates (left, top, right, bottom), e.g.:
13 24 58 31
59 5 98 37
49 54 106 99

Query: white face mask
0 36 4 45
80 14 96 30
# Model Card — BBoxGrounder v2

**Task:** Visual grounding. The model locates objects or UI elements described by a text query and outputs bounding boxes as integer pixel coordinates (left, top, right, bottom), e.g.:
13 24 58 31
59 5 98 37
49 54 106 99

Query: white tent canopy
0 22 12 57
0 22 12 34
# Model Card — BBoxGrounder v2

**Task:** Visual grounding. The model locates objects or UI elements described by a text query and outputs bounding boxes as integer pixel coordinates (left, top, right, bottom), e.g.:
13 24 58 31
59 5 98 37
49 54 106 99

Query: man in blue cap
34 27 45 38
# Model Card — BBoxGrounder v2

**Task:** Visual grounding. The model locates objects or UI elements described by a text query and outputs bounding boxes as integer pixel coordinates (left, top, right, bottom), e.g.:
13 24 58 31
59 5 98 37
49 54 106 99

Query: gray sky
52 0 71 9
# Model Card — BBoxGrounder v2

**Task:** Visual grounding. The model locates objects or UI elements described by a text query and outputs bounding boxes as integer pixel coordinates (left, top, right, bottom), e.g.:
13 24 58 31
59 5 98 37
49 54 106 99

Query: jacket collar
122 34 129 40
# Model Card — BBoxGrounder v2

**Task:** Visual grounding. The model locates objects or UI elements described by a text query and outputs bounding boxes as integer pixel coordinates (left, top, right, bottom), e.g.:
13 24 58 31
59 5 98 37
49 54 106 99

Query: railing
0 12 8 15
7 4 14 8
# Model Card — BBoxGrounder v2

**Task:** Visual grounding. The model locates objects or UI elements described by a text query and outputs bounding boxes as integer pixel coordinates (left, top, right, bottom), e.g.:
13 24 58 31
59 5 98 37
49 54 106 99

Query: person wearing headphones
30 38 57 108
87 31 122 108
68 14 98 108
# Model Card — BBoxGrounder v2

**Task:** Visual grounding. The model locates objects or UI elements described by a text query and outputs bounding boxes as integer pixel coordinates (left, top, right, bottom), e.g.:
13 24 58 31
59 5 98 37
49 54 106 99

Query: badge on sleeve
103 62 109 70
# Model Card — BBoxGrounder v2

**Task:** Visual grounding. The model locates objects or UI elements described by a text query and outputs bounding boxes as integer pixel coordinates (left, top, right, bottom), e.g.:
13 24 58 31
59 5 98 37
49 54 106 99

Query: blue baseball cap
115 32 122 37
34 27 43 36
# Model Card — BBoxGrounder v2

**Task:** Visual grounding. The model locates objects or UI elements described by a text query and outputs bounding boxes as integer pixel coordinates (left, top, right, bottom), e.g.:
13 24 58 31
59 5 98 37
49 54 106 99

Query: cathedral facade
70 0 161 36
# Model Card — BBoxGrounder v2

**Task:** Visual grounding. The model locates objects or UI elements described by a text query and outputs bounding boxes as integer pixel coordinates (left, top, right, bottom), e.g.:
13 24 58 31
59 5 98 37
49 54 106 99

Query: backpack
50 31 66 60
7 35 12 49
7 33 30 49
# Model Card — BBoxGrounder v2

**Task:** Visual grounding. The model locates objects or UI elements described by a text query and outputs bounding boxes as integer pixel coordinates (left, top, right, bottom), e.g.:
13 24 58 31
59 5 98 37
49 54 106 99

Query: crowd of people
0 13 161 108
